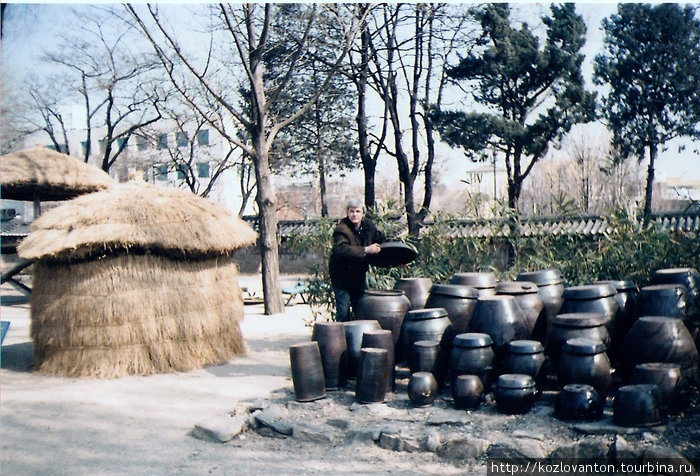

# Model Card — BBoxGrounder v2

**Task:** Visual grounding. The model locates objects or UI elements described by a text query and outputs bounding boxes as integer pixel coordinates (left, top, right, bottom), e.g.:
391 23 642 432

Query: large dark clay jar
493 374 537 414
409 340 447 388
289 342 326 402
355 289 411 347
361 329 395 393
637 284 688 325
425 284 479 334
619 316 699 383
651 267 700 325
450 272 497 297
452 374 484 410
557 337 612 399
500 340 546 385
449 333 495 389
546 313 610 371
408 372 439 407
516 268 565 338
560 284 619 338
397 308 452 364
596 280 640 366
343 320 381 378
613 384 667 427
632 362 688 412
393 278 433 310
355 347 389 403
311 321 348 390
467 295 530 360
554 384 603 422
495 281 547 343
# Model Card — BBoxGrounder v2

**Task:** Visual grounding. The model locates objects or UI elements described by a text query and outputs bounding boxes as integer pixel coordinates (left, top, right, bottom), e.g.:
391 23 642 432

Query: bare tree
127 4 368 314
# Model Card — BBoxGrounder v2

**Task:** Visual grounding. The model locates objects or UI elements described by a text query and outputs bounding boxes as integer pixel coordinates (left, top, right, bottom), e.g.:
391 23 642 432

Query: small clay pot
408 371 439 407
355 347 389 403
393 277 433 310
500 340 546 385
409 340 446 388
493 374 537 415
449 333 495 389
554 383 603 422
289 342 326 402
613 384 667 427
452 374 484 410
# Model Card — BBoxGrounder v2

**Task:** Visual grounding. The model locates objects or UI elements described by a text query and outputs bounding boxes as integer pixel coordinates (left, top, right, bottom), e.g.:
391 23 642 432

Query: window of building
196 129 209 146
176 166 186 180
155 164 168 181
117 137 128 150
157 133 168 150
136 135 148 151
81 141 89 156
197 162 210 178
98 139 107 153
176 131 188 148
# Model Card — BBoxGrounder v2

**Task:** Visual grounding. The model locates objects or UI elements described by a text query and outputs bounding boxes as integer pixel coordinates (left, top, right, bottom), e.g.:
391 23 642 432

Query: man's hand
364 243 381 255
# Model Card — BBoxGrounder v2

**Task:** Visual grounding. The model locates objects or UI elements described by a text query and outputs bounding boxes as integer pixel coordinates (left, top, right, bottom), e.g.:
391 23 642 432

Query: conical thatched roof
1 146 115 201
18 180 258 261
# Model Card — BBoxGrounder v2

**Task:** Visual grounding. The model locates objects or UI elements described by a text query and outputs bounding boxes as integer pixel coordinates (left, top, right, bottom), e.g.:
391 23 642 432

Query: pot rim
516 268 563 285
453 332 493 348
429 284 479 298
563 284 616 299
405 307 448 320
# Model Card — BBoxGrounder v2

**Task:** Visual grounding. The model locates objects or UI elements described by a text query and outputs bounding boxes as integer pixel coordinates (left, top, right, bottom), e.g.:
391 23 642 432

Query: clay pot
495 281 546 342
409 340 446 388
452 374 484 410
311 321 348 390
343 320 381 378
557 337 613 399
651 267 700 324
613 384 667 427
355 347 389 403
467 295 530 360
500 340 546 385
546 313 610 371
289 342 326 402
393 277 433 310
619 316 699 383
449 272 497 297
554 384 603 422
407 372 439 407
355 289 411 347
637 284 688 324
449 333 495 389
361 329 395 393
596 279 640 366
493 374 537 414
560 284 619 338
397 308 452 364
516 268 565 339
632 362 688 412
425 284 479 334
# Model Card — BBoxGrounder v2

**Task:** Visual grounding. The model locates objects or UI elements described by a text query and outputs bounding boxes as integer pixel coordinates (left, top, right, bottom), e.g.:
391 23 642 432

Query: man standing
328 198 385 322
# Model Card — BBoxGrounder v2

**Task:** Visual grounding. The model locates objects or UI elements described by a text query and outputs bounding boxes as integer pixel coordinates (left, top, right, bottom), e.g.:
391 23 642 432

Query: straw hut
1 146 115 216
17 180 258 378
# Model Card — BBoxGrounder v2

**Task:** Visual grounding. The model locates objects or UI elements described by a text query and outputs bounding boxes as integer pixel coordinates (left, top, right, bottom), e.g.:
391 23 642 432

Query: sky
2 2 699 183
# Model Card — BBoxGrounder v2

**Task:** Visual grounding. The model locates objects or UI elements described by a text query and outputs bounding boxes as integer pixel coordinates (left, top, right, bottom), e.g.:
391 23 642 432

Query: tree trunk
316 106 328 217
356 22 375 210
643 144 657 226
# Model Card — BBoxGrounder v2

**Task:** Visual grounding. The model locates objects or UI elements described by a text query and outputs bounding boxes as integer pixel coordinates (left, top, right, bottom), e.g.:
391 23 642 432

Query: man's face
347 206 364 226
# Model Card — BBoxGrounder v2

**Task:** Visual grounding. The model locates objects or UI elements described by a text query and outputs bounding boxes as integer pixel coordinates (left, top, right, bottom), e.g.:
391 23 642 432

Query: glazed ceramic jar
560 284 619 337
557 337 612 399
289 342 326 402
493 374 537 414
397 308 452 364
619 316 699 383
651 267 700 325
452 375 484 410
632 362 688 412
613 384 667 427
516 268 565 336
393 277 433 310
500 340 546 384
409 340 446 388
343 320 381 378
355 347 389 403
495 281 546 342
361 329 395 393
595 279 640 365
449 333 495 389
546 312 610 371
554 384 603 422
467 295 530 360
449 272 497 297
424 284 479 334
637 284 688 324
355 289 411 347
408 371 439 407
311 321 348 390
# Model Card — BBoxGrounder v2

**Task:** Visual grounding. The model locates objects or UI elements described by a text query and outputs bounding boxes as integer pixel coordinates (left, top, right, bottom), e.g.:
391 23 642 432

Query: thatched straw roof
1 146 115 201
18 180 258 262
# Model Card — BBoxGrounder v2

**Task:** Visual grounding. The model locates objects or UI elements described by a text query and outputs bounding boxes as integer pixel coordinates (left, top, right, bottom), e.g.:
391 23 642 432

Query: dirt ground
2 275 699 475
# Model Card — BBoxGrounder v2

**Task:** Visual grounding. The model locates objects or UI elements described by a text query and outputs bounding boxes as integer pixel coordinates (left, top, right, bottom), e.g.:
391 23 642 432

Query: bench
281 280 310 306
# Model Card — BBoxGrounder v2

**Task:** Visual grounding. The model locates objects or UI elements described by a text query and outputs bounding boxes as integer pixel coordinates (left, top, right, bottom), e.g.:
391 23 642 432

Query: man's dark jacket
329 217 385 291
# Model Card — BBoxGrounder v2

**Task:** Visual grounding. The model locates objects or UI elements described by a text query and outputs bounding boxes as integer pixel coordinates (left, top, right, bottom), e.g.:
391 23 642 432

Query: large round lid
497 373 535 389
495 281 539 295
363 289 406 297
507 339 544 354
516 268 563 285
453 332 493 348
367 242 417 268
639 284 686 298
552 312 608 327
595 280 637 292
563 284 616 300
449 272 497 288
429 284 479 299
562 337 607 355
652 267 700 283
404 307 448 321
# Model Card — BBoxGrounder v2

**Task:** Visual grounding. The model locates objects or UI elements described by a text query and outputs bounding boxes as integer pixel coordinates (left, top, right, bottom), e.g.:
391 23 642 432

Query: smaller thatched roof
18 180 258 261
1 146 115 201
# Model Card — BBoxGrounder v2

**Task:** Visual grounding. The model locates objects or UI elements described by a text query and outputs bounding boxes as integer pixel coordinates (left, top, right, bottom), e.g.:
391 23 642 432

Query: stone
255 407 293 436
489 440 547 460
437 435 490 460
421 429 441 452
512 430 545 441
293 423 334 445
549 437 612 460
345 427 382 445
612 435 641 461
192 413 247 443
378 432 419 453
326 418 350 430
426 410 470 426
